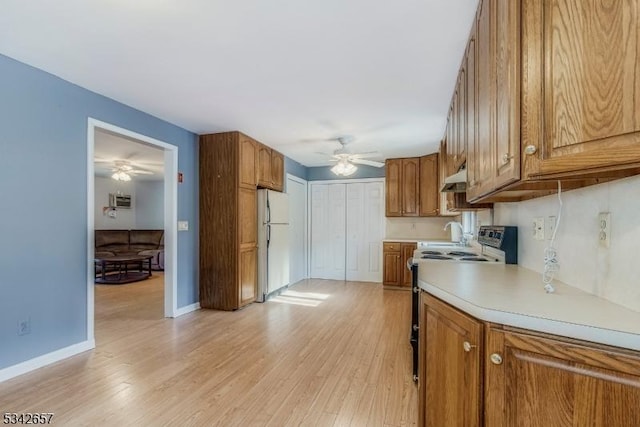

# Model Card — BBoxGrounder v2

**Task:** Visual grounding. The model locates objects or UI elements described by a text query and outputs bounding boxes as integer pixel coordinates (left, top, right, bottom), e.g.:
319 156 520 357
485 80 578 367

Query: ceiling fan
95 159 154 181
318 136 385 176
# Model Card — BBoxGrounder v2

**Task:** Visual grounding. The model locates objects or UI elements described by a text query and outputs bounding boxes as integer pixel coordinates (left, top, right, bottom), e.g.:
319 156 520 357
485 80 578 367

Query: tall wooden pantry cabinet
199 131 259 310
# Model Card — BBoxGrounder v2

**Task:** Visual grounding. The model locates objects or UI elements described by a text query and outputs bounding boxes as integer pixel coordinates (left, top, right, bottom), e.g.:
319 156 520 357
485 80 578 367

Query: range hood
441 168 467 193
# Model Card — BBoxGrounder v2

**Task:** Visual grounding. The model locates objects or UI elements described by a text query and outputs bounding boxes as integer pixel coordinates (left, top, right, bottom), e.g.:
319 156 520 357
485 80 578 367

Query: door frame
86 118 179 343
286 173 309 281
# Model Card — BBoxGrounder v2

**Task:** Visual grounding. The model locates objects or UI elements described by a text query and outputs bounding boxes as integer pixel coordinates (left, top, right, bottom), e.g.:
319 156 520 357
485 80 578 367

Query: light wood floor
1 276 417 426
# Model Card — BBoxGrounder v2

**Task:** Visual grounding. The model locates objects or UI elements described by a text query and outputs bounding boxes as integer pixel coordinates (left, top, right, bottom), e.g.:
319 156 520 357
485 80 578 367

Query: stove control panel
478 226 518 264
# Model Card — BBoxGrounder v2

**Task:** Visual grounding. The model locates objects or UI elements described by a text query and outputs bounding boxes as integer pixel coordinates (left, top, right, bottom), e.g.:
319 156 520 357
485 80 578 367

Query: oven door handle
406 258 416 270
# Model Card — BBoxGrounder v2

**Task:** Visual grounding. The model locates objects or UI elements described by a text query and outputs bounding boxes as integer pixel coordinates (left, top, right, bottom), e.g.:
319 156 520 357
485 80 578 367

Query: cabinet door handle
490 353 503 365
413 324 420 331
502 153 514 164
524 145 537 155
463 341 476 352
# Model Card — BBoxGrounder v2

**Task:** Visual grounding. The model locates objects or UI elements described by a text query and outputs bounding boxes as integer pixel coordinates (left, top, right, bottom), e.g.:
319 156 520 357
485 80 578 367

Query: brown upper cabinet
419 153 440 216
451 0 640 203
257 144 272 188
385 158 420 217
270 150 284 192
257 143 284 192
385 157 420 217
388 153 476 217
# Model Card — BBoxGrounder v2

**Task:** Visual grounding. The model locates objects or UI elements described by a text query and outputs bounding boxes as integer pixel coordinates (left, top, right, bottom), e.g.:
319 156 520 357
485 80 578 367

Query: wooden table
94 254 153 284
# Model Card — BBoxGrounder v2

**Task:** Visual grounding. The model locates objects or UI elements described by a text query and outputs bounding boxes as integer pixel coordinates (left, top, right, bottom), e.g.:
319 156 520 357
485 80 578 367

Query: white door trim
86 118 179 344
286 173 309 282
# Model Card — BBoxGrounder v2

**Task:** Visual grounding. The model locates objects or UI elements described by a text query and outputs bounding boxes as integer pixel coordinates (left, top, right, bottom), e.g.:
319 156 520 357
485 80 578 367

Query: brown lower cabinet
419 293 640 427
383 242 416 289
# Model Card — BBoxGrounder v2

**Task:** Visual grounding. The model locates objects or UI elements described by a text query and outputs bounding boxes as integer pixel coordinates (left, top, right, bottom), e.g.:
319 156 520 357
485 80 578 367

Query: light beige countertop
417 260 640 351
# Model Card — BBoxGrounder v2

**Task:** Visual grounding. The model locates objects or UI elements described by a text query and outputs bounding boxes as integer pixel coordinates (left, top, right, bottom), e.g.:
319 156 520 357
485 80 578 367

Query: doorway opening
86 118 178 344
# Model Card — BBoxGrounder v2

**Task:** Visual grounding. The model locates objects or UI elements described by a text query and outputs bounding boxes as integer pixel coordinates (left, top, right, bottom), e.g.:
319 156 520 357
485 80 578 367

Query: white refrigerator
257 189 290 302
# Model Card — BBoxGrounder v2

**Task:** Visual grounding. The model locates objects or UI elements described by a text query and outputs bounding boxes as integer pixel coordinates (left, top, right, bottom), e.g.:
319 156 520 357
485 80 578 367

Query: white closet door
346 182 384 282
310 183 346 279
326 184 346 279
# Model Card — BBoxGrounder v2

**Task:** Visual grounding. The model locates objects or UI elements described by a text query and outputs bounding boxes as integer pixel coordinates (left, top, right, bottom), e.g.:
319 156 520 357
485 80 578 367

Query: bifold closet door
310 183 346 280
310 181 383 282
346 182 384 282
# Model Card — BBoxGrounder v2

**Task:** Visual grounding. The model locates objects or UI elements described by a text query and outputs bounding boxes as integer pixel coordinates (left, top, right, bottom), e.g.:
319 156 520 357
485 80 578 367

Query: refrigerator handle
267 224 271 248
266 199 271 224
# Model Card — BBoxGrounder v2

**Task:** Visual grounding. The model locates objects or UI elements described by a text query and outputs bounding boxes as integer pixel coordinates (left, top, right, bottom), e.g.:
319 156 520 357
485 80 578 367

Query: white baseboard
0 339 95 383
173 302 200 317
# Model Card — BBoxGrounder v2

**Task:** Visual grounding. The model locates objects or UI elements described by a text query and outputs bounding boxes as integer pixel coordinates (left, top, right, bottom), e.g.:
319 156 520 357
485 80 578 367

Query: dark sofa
95 229 164 270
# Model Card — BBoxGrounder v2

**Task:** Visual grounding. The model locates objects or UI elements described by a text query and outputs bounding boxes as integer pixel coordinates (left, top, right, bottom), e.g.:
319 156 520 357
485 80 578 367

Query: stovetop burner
421 255 454 260
421 250 443 255
447 251 477 257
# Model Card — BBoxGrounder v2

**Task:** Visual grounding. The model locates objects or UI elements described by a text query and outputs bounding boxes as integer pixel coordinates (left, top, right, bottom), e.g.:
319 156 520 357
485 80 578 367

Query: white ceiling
94 129 165 180
0 0 478 166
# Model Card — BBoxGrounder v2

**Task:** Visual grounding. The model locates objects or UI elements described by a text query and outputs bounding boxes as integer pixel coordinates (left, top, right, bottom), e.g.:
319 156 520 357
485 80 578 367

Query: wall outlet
533 217 545 240
17 318 31 336
598 212 611 248
178 220 189 231
547 216 556 240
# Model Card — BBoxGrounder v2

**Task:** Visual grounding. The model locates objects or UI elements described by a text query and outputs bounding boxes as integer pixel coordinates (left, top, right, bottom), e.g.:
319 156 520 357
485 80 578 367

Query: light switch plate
178 221 189 231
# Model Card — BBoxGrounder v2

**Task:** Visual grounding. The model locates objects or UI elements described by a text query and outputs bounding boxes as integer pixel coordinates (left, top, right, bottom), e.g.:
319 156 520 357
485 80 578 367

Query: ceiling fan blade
349 152 380 159
351 159 385 167
130 170 154 175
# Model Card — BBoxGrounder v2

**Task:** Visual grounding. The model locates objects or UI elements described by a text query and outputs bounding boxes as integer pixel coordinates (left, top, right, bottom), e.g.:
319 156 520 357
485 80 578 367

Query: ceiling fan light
343 163 357 176
331 160 358 177
112 171 131 181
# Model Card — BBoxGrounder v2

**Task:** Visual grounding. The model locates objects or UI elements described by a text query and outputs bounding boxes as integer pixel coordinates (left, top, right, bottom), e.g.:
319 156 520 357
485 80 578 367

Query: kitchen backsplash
490 174 640 313
385 217 453 240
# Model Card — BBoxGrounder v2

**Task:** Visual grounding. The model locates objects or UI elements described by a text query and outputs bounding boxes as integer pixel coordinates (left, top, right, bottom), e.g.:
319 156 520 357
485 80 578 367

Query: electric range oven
408 226 518 382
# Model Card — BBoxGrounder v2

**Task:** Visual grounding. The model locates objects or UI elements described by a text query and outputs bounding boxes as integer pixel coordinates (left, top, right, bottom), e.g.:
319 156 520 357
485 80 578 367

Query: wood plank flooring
0 276 417 426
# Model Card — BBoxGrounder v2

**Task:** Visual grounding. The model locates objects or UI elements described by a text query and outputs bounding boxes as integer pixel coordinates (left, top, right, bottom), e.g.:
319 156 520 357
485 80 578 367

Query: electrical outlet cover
598 212 611 248
533 217 545 241
547 216 556 240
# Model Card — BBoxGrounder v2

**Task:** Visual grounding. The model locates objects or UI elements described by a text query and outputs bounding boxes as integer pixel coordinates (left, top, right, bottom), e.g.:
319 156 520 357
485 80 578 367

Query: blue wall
284 157 308 181
307 164 385 181
0 54 198 370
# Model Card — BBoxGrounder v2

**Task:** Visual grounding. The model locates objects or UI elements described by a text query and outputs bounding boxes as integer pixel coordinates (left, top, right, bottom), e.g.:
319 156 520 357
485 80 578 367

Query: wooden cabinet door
270 150 284 192
238 188 257 247
382 251 400 286
238 247 257 307
457 69 467 170
419 294 483 427
485 327 640 427
522 0 640 180
382 242 401 286
401 158 420 216
419 154 439 216
469 0 496 202
438 141 456 216
400 243 416 288
493 0 520 189
385 159 402 217
257 144 272 188
239 134 257 188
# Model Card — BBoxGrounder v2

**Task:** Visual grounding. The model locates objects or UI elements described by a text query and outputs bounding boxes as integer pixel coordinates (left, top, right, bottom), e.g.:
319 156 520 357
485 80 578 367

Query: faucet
444 221 468 246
